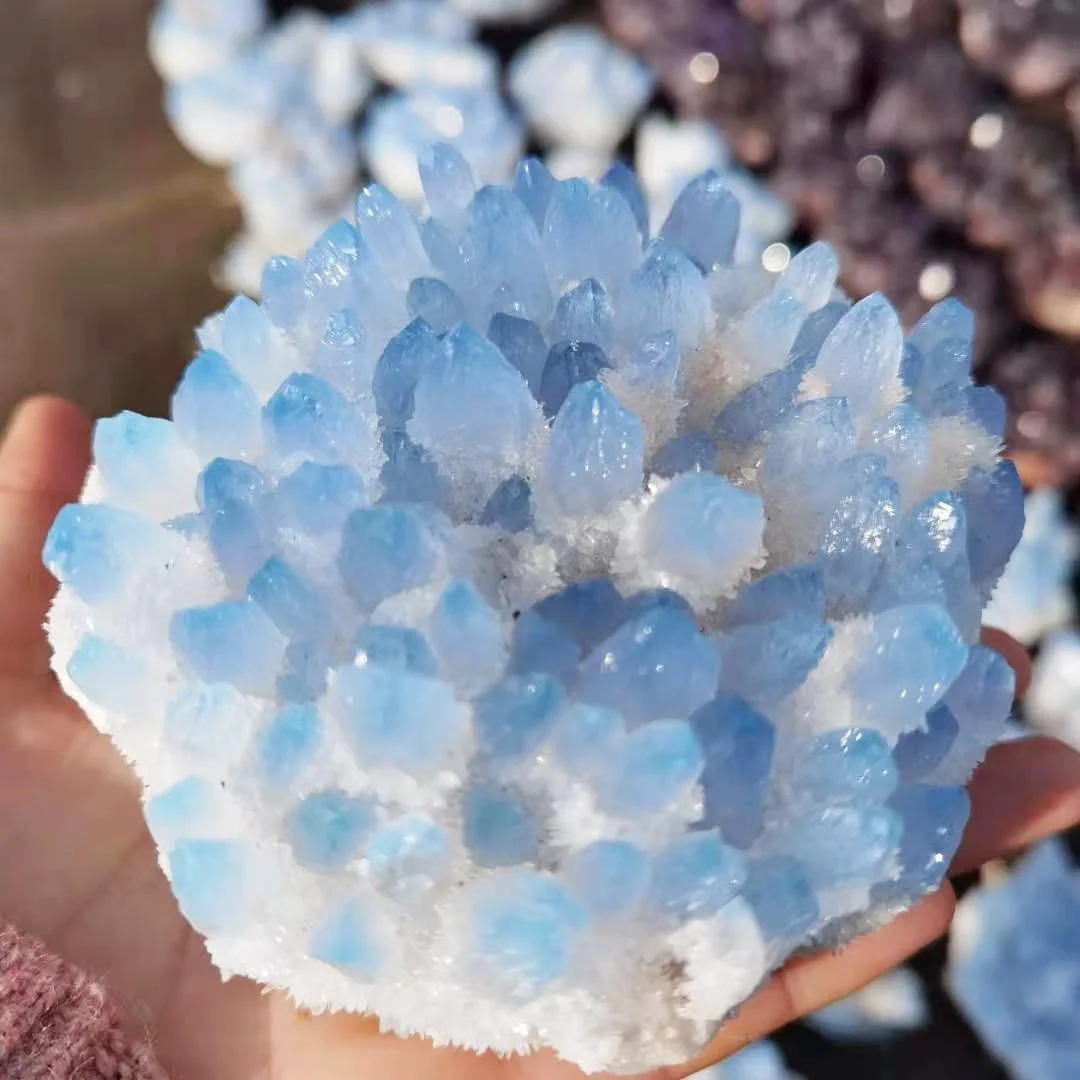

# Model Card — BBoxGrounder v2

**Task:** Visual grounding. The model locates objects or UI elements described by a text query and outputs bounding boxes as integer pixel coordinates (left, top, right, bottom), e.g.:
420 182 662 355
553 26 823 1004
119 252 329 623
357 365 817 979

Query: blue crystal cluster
949 840 1080 1080
44 149 1021 1074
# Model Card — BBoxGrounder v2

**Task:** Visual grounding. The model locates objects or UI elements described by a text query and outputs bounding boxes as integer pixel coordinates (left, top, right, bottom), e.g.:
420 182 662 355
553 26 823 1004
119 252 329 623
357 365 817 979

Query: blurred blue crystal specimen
43 146 1024 1075
984 489 1078 646
509 26 652 152
950 840 1080 1080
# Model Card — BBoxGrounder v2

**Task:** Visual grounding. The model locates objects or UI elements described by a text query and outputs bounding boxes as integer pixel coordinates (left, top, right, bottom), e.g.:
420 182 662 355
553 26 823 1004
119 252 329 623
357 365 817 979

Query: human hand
1 395 1077 1079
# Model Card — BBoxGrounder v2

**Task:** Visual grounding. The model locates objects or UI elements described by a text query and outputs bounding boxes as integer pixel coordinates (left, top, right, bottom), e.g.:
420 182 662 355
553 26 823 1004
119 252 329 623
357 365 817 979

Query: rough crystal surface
43 151 1021 1076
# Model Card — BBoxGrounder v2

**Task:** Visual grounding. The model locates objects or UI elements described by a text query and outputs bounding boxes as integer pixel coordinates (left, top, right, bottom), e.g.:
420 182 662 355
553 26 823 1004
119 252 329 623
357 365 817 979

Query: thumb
0 396 91 670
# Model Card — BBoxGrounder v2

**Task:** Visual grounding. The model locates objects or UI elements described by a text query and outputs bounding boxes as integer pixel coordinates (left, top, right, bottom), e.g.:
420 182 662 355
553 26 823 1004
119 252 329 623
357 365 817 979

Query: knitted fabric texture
0 926 166 1079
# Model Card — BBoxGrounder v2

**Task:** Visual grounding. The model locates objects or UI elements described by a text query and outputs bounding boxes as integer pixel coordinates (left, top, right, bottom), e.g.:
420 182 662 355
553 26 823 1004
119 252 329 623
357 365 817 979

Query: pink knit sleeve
0 925 167 1079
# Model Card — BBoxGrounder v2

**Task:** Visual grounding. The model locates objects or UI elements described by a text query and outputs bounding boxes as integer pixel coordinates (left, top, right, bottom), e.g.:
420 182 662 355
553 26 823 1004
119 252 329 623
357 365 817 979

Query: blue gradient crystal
647 832 748 922
564 840 648 917
274 462 366 535
540 381 644 516
171 350 261 461
333 664 464 773
470 870 587 997
660 170 740 272
429 579 505 691
463 783 538 867
474 673 564 763
595 719 704 817
169 840 255 935
43 504 173 604
692 695 774 848
338 504 441 612
742 856 819 952
256 703 322 789
286 789 377 871
312 899 381 978
578 605 720 726
171 601 285 695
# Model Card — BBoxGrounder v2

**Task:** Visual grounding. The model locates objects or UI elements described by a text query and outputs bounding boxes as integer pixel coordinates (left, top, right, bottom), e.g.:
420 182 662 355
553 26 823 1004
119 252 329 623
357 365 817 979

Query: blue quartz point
541 381 645 516
170 600 285 695
333 664 464 774
692 695 775 848
660 170 740 271
600 161 649 242
171 349 261 461
538 341 610 418
256 703 322 789
647 832 749 922
273 462 366 535
551 279 615 352
338 504 440 612
487 313 548 394
473 673 564 763
43 504 171 604
169 840 254 934
471 869 587 998
564 839 648 917
741 856 819 952
463 783 538 867
248 557 328 643
312 899 382 978
595 719 704 817
578 605 720 726
872 784 970 906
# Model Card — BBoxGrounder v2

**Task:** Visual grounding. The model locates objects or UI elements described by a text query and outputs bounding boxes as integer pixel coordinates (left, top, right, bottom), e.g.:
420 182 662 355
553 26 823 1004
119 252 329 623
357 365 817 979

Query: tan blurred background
0 0 238 426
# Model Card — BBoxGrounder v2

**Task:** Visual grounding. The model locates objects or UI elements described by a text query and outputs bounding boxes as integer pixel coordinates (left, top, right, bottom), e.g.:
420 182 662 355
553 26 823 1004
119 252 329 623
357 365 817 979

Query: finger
672 884 956 1078
980 628 1031 697
0 396 91 660
952 735 1080 875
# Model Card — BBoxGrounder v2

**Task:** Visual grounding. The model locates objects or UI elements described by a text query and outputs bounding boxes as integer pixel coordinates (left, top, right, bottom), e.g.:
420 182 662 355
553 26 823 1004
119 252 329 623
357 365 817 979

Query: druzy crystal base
44 148 1021 1073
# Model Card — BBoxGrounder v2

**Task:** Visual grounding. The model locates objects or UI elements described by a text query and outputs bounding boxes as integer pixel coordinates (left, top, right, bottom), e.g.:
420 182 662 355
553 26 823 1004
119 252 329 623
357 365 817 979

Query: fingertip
674 885 955 1078
0 396 92 503
980 627 1031 698
954 735 1080 874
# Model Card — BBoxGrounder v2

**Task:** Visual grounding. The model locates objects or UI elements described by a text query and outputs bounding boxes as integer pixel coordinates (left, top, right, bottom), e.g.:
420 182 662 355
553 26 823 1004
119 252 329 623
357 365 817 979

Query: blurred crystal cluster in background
150 0 793 295
949 840 1080 1080
601 0 1080 490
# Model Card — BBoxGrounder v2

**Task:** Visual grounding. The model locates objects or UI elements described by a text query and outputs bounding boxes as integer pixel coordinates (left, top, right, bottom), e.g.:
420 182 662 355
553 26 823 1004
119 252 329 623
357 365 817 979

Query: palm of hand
1 398 1078 1080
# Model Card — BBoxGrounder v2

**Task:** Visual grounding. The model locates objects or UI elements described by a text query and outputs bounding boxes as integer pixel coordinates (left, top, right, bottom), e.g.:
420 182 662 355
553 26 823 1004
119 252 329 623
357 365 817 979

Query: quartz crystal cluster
949 840 1080 1080
43 151 1022 1073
